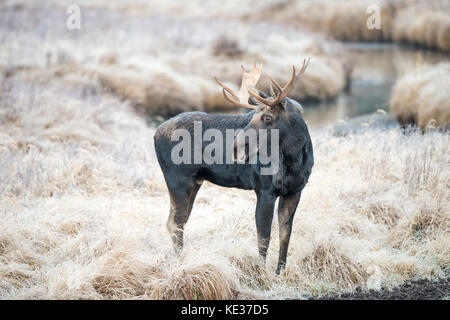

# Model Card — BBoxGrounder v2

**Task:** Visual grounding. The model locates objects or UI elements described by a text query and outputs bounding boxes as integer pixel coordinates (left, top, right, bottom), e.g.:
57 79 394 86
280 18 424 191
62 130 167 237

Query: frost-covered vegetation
269 0 450 52
0 0 448 300
390 62 450 128
1 80 448 299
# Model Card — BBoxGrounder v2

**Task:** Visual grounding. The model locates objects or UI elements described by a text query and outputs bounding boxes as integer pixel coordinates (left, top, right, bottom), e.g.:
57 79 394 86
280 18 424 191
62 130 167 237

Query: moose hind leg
167 179 202 253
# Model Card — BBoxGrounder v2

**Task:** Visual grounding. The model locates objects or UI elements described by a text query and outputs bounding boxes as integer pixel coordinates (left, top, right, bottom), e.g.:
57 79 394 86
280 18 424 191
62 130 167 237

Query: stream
302 43 449 128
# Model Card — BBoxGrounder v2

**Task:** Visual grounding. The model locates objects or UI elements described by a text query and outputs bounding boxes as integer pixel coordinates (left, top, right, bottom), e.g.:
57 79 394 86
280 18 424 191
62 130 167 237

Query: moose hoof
276 263 286 275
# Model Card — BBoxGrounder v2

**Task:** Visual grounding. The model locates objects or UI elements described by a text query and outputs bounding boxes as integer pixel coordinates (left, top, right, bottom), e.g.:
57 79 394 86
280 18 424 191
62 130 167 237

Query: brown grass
389 62 450 128
299 242 368 289
0 1 350 117
271 0 394 42
151 262 239 300
0 79 448 299
267 0 450 52
393 2 450 52
0 0 449 300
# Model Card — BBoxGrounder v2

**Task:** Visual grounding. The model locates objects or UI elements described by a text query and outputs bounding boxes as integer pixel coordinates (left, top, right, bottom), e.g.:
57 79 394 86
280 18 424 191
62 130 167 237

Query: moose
154 59 314 274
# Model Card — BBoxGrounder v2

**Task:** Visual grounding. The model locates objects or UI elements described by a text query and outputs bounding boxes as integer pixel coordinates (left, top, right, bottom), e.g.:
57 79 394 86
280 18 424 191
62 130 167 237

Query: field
0 1 449 299
269 0 450 52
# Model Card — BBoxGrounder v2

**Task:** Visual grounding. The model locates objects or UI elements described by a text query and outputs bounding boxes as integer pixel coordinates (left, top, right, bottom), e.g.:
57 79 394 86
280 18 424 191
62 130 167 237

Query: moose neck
279 141 302 179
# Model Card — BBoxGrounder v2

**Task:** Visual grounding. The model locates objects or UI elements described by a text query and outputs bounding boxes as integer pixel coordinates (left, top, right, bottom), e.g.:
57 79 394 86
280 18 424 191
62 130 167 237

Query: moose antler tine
247 87 259 97
270 78 282 98
247 86 261 99
269 82 276 98
215 77 239 100
297 57 310 77
257 62 263 74
280 65 297 93
222 89 239 106
250 62 262 76
289 65 296 87
248 87 280 107
270 78 283 93
222 89 256 110
222 89 238 105
247 87 269 104
215 76 231 91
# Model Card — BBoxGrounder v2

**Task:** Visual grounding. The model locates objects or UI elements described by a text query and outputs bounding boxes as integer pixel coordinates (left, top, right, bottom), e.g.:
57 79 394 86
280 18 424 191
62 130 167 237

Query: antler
215 58 310 109
215 63 263 110
248 57 310 108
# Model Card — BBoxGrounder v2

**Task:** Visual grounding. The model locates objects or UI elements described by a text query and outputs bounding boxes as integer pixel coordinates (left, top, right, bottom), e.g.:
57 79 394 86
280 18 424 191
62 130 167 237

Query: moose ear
249 96 259 105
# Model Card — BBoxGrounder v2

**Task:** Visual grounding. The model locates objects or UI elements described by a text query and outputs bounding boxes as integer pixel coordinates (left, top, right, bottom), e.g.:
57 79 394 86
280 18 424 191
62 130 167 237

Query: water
148 43 448 129
302 43 449 128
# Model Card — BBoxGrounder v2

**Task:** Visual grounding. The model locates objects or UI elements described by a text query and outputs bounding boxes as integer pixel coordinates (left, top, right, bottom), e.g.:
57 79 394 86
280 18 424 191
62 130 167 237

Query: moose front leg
255 191 276 262
276 192 301 275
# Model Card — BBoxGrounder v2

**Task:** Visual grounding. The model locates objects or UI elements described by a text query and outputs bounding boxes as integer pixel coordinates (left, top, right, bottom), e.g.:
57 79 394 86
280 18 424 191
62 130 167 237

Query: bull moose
154 59 314 274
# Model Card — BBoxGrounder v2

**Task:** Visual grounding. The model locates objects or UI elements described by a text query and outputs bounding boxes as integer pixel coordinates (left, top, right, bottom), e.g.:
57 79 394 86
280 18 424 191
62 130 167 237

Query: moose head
215 58 310 165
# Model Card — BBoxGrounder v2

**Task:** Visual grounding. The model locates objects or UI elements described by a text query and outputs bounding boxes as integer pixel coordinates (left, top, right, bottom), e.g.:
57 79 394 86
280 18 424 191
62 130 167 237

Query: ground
313 277 449 300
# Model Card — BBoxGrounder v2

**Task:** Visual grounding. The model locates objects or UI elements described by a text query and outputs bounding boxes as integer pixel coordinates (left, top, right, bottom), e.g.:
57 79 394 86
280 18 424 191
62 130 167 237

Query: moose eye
262 115 273 124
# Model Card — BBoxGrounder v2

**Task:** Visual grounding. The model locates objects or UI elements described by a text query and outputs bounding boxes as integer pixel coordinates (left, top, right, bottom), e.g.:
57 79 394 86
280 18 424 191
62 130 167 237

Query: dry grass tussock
393 1 450 52
0 81 448 299
271 0 394 42
389 62 450 128
268 0 450 52
0 1 349 117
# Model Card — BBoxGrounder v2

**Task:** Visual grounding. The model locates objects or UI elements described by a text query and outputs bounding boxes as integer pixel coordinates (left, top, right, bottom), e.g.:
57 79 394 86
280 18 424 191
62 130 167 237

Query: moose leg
167 179 202 253
276 192 301 274
255 192 276 261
